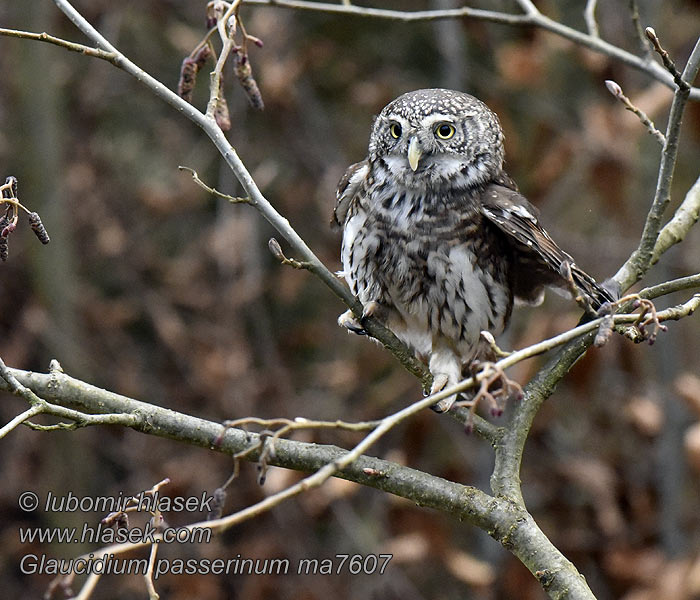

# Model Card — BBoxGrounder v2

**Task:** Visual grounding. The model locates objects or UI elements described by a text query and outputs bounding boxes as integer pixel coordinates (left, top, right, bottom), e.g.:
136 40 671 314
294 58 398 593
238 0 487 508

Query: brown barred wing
332 160 369 229
479 182 614 309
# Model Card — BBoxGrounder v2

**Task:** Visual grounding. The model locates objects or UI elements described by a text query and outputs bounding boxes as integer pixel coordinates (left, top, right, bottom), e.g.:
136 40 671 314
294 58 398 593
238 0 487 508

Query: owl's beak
407 136 423 171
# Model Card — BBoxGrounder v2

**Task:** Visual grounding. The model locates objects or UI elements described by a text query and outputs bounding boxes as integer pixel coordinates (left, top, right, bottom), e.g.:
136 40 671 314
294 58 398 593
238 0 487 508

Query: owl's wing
478 181 615 308
332 160 369 229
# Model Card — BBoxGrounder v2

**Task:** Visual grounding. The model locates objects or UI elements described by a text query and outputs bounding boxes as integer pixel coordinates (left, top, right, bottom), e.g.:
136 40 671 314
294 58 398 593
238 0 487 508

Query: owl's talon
428 373 457 413
337 310 367 336
428 350 462 413
362 301 381 319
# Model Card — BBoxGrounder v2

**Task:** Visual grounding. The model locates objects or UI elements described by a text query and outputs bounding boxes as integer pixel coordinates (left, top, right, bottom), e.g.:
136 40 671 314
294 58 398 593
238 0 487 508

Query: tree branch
239 0 700 100
43 0 431 385
652 174 700 264
1 363 598 598
613 35 700 291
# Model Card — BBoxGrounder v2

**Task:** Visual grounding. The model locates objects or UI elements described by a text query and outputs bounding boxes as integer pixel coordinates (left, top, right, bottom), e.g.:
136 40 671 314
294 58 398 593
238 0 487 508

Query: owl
333 89 613 412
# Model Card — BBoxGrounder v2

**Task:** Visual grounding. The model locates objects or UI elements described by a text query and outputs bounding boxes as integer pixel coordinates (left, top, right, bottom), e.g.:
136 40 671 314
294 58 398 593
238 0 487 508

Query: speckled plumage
334 89 612 411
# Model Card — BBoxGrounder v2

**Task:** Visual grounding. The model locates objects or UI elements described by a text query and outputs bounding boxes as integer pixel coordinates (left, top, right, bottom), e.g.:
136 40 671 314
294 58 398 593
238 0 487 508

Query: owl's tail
568 263 618 310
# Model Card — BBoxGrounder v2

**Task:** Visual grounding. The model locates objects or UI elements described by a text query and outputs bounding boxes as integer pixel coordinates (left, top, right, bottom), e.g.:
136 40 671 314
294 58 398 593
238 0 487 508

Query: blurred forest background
2 0 700 598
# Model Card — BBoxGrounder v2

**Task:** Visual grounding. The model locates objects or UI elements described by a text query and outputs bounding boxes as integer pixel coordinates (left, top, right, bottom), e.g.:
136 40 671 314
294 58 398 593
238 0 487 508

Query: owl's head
368 89 505 191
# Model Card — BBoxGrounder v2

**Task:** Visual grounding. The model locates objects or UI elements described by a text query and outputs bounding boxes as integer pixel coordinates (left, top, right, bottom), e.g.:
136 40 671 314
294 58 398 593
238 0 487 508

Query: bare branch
613 36 700 290
639 273 700 300
47 0 430 385
238 0 700 100
178 166 250 204
0 356 140 437
514 0 539 16
4 362 598 599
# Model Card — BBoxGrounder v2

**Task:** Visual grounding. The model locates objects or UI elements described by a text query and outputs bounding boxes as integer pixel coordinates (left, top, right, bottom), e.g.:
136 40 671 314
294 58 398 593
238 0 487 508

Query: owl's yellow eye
389 123 402 139
435 123 456 139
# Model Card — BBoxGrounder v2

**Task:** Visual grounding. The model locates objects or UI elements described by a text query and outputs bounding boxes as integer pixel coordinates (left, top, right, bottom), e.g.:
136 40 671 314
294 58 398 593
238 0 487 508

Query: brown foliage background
1 1 700 598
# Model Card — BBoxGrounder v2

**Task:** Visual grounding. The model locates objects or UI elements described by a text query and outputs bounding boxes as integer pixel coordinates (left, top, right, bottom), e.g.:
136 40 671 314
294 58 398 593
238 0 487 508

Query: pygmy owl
333 89 613 412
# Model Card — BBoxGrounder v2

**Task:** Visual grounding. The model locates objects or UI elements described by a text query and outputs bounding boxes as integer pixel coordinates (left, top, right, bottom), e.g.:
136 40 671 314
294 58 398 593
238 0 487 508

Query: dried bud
28 212 50 244
150 512 167 532
214 94 231 131
247 35 264 48
268 238 285 262
1 220 15 239
0 215 9 261
178 59 196 100
194 44 212 70
207 487 227 521
177 57 198 103
234 51 264 111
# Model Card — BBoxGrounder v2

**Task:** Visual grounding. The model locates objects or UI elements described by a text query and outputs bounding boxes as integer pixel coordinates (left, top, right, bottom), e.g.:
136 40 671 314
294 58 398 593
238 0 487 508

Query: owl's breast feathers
334 160 613 326
336 161 516 358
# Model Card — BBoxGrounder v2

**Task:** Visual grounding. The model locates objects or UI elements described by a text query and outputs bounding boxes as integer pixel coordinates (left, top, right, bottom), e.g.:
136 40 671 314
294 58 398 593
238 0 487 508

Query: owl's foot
428 350 463 413
337 310 367 336
337 302 385 336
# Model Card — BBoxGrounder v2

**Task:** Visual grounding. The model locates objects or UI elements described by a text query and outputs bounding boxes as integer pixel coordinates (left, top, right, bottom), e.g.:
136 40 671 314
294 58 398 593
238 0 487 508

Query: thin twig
605 79 665 145
145 542 160 599
0 404 44 439
0 27 117 62
206 0 240 120
646 27 689 90
628 0 651 59
236 0 700 100
639 272 700 300
584 0 599 38
178 166 250 204
613 35 700 290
